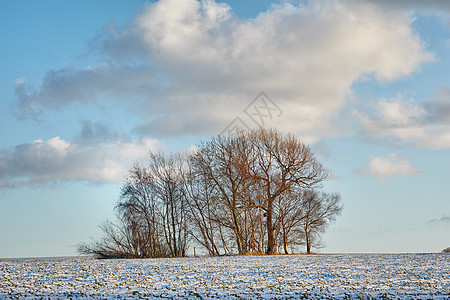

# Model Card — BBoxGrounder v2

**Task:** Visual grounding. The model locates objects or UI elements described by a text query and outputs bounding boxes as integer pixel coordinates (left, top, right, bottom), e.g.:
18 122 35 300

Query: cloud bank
15 0 433 139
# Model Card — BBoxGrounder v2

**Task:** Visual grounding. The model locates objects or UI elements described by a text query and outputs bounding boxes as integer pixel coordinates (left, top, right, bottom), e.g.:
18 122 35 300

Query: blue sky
1 0 449 258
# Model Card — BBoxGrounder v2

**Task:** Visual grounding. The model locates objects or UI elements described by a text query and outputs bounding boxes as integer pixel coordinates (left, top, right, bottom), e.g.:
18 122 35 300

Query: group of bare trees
78 128 342 258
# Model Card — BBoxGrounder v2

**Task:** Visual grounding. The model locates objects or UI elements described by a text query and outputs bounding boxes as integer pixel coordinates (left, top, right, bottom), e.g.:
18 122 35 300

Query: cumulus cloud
14 0 433 140
0 135 160 189
355 153 422 180
355 88 450 149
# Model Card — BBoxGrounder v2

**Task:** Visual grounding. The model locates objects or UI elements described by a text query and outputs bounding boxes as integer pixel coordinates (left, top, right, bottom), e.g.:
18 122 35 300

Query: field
1 254 448 299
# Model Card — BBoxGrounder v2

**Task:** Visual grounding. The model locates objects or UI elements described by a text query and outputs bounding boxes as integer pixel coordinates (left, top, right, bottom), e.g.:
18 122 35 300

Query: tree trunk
266 199 275 254
283 227 289 254
305 229 311 254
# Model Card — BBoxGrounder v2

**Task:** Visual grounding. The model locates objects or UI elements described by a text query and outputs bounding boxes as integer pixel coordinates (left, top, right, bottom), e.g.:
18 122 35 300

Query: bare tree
148 152 188 257
79 161 171 258
189 128 330 255
299 190 343 253
192 134 254 254
77 218 142 259
117 162 167 258
277 190 305 254
183 155 230 256
79 128 341 258
78 153 188 259
245 128 329 254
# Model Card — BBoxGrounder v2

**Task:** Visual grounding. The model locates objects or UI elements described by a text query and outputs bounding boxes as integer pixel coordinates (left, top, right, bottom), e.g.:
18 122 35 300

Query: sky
1 0 449 258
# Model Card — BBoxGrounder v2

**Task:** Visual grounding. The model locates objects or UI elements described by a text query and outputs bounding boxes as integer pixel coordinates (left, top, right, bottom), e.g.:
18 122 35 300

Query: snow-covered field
1 254 448 299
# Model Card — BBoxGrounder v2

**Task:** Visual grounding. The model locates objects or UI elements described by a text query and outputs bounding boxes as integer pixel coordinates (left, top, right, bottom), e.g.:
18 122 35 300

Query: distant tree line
78 128 342 258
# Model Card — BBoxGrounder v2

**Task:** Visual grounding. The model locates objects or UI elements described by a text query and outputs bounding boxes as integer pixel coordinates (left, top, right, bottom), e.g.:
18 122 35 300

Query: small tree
78 152 188 259
148 152 189 257
299 190 343 254
77 218 145 259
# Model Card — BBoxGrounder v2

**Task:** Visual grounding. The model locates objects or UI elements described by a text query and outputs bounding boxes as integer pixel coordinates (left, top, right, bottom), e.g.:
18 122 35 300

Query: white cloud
356 153 422 180
0 136 160 189
15 0 433 140
376 98 425 126
356 90 450 149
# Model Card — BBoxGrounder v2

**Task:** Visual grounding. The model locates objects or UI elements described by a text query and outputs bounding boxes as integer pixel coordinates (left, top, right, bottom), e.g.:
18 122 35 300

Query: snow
0 254 449 299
